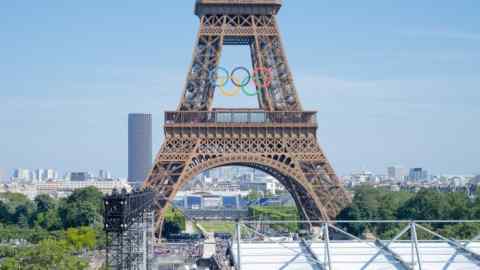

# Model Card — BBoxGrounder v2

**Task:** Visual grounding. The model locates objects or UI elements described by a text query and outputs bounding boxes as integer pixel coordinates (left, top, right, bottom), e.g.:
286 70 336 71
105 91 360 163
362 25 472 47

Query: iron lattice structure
104 190 155 270
144 0 351 233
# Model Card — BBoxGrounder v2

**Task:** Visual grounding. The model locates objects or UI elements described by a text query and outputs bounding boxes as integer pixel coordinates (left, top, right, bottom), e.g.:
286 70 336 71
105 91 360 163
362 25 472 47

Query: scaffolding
104 190 155 270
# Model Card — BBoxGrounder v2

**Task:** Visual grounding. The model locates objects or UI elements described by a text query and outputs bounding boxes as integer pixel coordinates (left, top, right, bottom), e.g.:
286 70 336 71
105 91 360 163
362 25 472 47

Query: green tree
397 189 447 220
469 189 480 219
66 187 103 213
65 227 96 252
375 191 413 237
0 192 36 225
439 223 480 239
244 190 263 201
0 245 16 258
0 239 88 270
444 192 471 220
249 206 299 232
59 187 104 228
61 201 100 228
336 186 384 236
162 207 186 237
34 209 63 231
0 201 12 224
0 258 18 270
34 194 57 213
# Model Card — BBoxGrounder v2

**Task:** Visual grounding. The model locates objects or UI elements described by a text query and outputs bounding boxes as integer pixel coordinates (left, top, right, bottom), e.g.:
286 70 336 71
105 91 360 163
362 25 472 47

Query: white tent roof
232 240 480 270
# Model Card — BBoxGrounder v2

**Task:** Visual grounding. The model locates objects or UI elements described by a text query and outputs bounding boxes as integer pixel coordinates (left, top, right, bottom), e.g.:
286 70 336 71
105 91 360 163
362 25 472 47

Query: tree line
337 185 480 239
162 186 480 239
0 187 105 270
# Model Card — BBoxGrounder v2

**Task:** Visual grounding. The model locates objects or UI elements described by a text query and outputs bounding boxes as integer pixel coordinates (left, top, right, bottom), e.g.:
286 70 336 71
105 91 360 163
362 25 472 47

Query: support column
324 223 333 270
236 221 242 270
410 222 422 270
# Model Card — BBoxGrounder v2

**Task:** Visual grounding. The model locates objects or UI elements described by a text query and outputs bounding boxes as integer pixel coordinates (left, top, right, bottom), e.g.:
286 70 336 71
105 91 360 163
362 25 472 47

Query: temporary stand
104 189 155 270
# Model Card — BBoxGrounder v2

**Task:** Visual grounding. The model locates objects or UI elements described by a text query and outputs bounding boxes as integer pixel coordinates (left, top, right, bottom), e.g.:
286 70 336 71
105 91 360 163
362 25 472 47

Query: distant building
175 191 243 210
409 168 429 181
222 196 240 209
128 113 152 188
213 181 240 192
70 172 90 181
203 194 223 209
448 176 467 187
351 170 378 184
387 166 408 181
241 182 268 194
186 196 202 209
34 169 45 182
98 169 112 180
45 169 57 180
474 175 480 183
0 180 131 199
13 168 32 181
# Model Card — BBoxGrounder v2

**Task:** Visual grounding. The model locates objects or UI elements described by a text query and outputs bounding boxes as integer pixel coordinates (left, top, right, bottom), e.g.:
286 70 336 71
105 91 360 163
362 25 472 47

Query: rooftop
229 220 480 270
195 0 282 16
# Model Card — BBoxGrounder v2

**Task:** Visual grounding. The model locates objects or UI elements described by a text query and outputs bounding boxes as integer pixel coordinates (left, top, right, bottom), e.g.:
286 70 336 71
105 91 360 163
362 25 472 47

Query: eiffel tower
144 0 350 232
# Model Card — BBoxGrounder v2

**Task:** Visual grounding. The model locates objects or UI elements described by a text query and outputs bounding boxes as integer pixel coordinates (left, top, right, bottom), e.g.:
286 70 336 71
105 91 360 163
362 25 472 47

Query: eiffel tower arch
144 0 351 233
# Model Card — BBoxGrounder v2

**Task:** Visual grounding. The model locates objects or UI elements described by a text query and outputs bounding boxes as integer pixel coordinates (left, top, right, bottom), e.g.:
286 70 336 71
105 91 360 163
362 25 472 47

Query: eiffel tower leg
143 137 198 236
249 15 302 111
178 25 224 111
291 138 351 219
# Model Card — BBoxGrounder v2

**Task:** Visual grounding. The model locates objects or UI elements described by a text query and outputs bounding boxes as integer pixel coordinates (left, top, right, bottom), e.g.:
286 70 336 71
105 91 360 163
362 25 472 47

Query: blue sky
0 1 479 177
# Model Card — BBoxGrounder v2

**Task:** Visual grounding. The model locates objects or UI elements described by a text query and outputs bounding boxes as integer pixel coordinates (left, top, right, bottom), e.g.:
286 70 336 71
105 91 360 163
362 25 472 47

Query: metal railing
164 110 317 126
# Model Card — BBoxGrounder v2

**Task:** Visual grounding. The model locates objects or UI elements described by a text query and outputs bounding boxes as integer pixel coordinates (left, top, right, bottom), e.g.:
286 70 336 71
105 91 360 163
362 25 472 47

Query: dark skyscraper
128 113 152 187
409 167 429 182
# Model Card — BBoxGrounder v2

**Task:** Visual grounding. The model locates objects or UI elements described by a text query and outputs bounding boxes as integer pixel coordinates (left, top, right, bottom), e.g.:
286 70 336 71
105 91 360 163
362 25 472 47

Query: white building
0 180 131 199
264 175 283 194
45 169 58 180
351 170 378 184
0 182 39 200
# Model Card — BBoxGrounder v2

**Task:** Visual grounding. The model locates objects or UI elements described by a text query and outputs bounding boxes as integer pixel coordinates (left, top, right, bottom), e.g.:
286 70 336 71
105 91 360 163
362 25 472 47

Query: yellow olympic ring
218 75 241 96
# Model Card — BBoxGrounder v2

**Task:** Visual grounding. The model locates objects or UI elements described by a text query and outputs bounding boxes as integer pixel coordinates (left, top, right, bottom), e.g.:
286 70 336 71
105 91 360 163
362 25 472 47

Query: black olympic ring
208 66 272 97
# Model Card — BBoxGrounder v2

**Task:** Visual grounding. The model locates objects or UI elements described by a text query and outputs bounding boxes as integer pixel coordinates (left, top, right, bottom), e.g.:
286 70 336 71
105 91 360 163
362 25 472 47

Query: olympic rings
212 66 229 87
209 66 272 97
231 66 251 87
210 67 241 96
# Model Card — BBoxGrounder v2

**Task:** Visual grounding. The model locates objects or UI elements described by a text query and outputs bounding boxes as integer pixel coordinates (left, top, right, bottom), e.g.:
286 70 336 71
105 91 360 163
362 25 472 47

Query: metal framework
104 190 155 270
231 220 480 270
144 0 350 234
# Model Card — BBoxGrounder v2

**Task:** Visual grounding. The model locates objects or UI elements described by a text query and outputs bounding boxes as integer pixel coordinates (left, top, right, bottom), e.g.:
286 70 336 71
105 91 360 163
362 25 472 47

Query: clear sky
1 1 479 178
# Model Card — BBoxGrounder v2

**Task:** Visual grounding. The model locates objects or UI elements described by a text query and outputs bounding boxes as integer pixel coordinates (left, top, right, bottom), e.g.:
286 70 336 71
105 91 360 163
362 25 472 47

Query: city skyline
1 1 479 176
1 164 477 182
